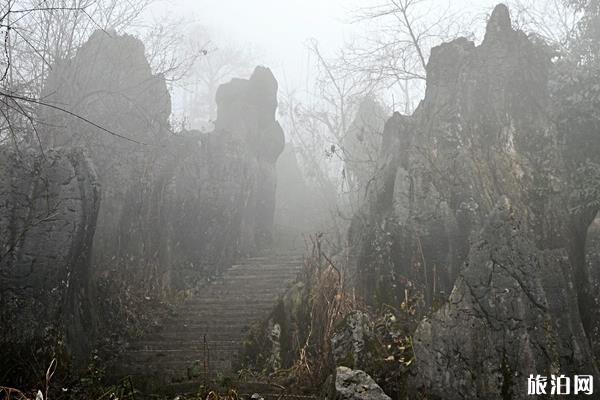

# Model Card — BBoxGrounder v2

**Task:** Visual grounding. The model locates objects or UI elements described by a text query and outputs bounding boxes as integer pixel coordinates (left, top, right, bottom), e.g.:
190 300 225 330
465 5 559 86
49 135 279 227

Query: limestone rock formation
585 217 600 359
41 29 171 154
0 147 100 371
40 29 285 290
331 311 380 372
41 29 170 192
345 4 600 396
167 67 285 286
412 197 597 399
213 65 285 250
350 3 569 308
242 281 307 373
332 367 391 400
40 29 173 289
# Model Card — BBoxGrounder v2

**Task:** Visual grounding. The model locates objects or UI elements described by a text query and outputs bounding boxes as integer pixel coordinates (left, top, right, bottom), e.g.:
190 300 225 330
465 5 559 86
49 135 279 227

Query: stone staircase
114 252 304 395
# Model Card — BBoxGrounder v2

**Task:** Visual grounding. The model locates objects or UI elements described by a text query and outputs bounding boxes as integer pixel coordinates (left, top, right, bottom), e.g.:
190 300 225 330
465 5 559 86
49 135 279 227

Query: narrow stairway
115 252 304 394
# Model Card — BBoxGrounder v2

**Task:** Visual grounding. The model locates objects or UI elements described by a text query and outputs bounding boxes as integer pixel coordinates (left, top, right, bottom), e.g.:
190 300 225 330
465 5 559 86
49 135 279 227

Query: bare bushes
285 237 356 388
242 235 424 397
242 235 354 388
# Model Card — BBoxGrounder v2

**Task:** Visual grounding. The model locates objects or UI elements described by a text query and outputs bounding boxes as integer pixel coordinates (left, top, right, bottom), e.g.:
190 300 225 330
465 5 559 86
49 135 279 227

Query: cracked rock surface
334 367 391 400
0 147 100 359
412 197 598 399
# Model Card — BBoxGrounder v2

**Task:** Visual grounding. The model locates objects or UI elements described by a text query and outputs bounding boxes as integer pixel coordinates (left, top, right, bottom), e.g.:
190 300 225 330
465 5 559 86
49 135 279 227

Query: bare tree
345 0 471 109
0 0 184 149
508 0 581 49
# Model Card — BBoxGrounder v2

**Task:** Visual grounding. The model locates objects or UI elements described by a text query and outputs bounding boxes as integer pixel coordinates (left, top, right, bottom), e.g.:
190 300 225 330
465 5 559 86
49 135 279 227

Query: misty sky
145 0 504 95
144 0 355 93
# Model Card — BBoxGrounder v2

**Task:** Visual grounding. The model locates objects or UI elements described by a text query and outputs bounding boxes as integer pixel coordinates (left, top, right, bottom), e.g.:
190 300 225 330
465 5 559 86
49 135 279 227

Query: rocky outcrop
242 280 308 373
345 3 599 397
331 311 380 372
40 29 286 290
585 217 600 359
332 367 391 400
41 29 171 158
350 3 569 308
40 29 173 290
412 197 598 399
166 67 285 287
198 65 285 255
0 147 100 374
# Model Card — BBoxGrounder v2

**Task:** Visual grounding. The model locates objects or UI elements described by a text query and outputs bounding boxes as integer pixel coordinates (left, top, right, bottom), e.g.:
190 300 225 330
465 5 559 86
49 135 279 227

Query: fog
144 0 503 118
1 0 599 399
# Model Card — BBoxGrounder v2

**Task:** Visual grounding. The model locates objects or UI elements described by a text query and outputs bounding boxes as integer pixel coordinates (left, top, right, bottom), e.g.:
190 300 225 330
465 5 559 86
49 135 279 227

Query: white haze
141 0 505 108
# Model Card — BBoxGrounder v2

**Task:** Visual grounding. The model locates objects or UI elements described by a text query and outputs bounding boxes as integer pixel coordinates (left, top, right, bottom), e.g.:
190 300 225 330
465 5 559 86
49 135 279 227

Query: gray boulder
334 366 391 400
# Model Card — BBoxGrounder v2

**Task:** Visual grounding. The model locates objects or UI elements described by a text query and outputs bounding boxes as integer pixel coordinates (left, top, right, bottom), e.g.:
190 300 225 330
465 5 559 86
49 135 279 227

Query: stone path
114 252 304 395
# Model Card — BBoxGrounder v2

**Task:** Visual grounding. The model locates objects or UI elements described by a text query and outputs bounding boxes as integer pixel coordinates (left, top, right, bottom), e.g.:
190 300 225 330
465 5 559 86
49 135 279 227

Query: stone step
212 274 299 282
171 304 275 314
123 355 238 367
157 312 270 323
181 298 282 308
193 287 293 297
161 308 273 319
151 321 261 331
223 268 302 275
129 339 241 351
122 361 234 376
225 264 301 272
114 251 304 389
121 364 229 380
144 327 253 339
158 317 268 327
126 340 242 350
240 255 304 262
228 260 303 267
123 349 239 363
165 380 293 397
203 277 300 288
201 285 297 293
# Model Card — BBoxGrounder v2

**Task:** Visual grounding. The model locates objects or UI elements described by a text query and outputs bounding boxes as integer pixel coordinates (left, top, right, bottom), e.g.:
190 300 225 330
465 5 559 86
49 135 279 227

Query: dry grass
284 235 358 388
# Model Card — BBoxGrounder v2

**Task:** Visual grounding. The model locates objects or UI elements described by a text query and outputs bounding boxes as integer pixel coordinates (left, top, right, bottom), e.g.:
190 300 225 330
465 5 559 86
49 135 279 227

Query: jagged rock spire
484 3 513 42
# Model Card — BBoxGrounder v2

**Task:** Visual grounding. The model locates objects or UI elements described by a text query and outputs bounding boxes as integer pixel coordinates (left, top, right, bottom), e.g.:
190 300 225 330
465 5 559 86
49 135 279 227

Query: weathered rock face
0 147 100 372
113 66 286 288
331 311 380 372
242 281 308 373
212 66 285 250
167 67 285 286
585 217 600 359
40 29 285 290
332 367 391 400
348 113 433 306
41 29 171 161
40 30 173 288
345 3 600 396
40 30 170 193
350 3 568 308
412 198 597 399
